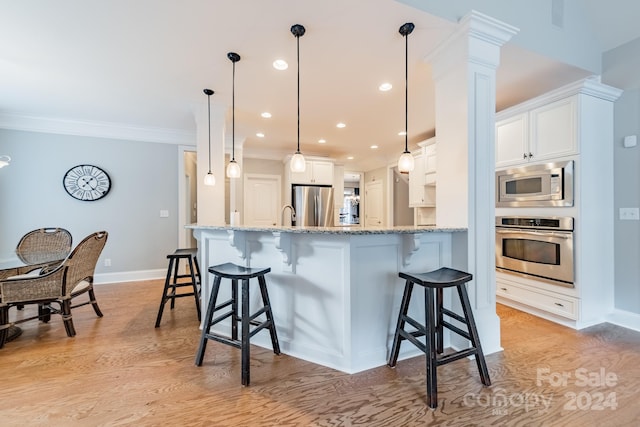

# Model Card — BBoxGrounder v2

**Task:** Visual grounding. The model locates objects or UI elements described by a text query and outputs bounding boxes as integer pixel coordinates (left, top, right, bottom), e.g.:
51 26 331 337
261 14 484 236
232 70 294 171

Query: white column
426 11 518 354
196 102 226 225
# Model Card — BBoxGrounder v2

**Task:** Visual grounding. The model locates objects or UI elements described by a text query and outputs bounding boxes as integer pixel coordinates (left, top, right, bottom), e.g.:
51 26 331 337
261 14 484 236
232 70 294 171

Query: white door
365 180 383 227
244 174 281 226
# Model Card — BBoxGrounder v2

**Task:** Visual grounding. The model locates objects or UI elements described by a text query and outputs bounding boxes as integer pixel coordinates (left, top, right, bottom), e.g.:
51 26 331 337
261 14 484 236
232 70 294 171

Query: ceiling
0 1 637 171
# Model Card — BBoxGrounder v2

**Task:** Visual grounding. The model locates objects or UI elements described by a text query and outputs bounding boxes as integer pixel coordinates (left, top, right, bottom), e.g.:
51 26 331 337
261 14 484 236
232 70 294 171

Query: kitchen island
188 224 468 374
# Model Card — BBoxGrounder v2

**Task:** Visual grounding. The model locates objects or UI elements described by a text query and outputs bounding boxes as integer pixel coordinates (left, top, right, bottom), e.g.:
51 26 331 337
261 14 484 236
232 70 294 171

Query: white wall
0 129 179 281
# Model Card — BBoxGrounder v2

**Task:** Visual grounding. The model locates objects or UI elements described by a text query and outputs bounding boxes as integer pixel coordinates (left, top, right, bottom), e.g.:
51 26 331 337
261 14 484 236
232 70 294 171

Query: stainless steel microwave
496 160 574 207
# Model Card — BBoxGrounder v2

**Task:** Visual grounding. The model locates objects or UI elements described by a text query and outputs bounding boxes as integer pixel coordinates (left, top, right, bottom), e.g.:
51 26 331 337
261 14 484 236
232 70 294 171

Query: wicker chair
0 231 108 348
15 227 72 272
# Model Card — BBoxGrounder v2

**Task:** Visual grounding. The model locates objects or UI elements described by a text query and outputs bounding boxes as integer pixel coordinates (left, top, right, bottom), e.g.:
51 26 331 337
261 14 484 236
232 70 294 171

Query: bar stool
155 248 201 327
195 262 280 386
388 267 491 408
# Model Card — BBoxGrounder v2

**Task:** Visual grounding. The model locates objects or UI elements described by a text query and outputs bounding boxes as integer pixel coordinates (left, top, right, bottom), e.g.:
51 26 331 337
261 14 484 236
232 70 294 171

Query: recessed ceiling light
261 112 272 118
347 156 354 160
379 82 392 91
256 132 265 138
336 122 346 128
370 145 378 149
398 131 407 136
273 59 288 70
318 139 326 144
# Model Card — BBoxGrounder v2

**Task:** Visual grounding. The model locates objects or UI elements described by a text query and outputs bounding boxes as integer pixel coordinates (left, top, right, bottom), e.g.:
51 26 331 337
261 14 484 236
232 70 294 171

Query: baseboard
94 269 165 285
606 309 640 332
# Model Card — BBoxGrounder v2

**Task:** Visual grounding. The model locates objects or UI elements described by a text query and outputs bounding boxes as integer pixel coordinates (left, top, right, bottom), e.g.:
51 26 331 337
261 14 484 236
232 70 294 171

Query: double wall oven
495 216 574 287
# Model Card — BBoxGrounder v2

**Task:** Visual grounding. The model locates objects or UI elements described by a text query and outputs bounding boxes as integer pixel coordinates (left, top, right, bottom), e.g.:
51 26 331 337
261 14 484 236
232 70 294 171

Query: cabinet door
409 154 429 207
496 113 528 168
530 96 577 162
310 161 334 185
289 163 314 184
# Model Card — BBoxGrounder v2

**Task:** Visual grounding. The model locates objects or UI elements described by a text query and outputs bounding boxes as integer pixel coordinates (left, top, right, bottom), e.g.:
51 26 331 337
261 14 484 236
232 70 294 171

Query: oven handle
496 229 572 239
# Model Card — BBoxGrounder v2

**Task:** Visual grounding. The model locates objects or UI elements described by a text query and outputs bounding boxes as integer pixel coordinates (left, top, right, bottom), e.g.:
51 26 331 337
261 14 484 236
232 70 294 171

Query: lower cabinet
496 274 578 320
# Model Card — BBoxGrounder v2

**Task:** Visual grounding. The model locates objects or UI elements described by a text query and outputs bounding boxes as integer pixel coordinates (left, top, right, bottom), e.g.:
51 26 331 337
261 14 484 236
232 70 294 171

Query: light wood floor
1 279 639 426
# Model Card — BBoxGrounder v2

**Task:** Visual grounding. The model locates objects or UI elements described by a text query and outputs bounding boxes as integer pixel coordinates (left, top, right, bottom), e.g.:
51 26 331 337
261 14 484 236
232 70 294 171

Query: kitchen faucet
281 205 296 225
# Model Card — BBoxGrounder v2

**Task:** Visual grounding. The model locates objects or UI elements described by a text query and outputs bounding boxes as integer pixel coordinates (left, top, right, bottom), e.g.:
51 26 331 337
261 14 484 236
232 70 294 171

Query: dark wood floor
1 279 639 426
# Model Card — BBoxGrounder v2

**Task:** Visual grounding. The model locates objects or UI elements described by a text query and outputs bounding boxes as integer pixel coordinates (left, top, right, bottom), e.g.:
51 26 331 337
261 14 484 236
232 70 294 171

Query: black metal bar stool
195 262 280 386
155 248 201 327
388 267 491 408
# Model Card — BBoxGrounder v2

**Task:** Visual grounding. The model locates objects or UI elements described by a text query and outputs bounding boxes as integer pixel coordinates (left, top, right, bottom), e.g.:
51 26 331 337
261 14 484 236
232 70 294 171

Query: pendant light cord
296 32 301 154
404 28 408 154
206 90 212 173
232 60 236 161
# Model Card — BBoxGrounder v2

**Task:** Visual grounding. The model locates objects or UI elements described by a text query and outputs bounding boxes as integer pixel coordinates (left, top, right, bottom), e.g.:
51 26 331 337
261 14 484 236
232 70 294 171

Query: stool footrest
249 319 273 339
437 347 477 366
399 329 427 353
441 320 471 341
204 333 242 350
209 310 234 327
441 307 466 324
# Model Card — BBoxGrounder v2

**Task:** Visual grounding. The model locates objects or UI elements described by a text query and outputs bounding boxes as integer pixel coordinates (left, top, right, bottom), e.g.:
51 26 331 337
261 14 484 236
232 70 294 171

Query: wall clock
63 164 111 201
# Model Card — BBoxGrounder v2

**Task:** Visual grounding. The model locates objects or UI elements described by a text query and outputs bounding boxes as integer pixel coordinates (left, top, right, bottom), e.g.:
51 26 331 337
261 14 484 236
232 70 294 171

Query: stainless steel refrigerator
292 184 334 226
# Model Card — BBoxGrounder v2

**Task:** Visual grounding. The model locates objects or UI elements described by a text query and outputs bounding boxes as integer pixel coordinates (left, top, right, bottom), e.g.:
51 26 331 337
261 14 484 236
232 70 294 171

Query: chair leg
241 278 250 386
170 258 179 310
88 288 104 317
195 275 221 366
231 279 239 341
388 280 414 367
155 258 175 328
61 299 76 337
425 287 438 409
187 256 201 321
457 284 491 386
258 275 280 354
436 288 444 354
0 307 8 349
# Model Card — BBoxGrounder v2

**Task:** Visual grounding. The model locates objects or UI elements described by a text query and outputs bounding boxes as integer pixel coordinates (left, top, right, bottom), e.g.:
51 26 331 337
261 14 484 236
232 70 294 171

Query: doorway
178 147 197 249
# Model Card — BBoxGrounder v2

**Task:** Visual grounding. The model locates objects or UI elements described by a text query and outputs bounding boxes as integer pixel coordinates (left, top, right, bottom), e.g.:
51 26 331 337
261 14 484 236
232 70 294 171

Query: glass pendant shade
204 171 216 186
290 152 306 172
226 160 241 178
397 152 414 173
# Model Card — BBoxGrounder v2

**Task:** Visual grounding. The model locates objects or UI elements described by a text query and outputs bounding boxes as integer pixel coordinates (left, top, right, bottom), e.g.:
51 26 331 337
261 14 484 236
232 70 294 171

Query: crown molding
0 112 196 145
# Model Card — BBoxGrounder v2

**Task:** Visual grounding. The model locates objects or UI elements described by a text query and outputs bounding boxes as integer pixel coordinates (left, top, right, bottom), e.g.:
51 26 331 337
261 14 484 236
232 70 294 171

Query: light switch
160 210 169 218
624 135 637 148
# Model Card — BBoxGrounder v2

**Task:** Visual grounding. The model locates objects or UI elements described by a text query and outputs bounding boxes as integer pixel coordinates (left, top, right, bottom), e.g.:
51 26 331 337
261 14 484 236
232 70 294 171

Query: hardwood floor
1 279 639 426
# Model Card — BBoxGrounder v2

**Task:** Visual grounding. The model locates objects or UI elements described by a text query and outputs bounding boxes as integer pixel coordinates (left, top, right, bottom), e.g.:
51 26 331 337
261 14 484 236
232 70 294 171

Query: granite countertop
186 224 467 235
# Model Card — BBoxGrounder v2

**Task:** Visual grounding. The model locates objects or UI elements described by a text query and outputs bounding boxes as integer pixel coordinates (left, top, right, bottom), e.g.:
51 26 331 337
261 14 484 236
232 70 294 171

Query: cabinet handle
500 287 507 291
528 152 533 159
554 302 564 307
523 153 527 159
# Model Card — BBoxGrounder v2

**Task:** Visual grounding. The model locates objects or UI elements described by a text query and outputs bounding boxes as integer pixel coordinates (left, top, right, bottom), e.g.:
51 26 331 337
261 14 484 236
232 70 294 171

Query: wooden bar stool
195 262 280 386
155 248 201 327
388 267 491 408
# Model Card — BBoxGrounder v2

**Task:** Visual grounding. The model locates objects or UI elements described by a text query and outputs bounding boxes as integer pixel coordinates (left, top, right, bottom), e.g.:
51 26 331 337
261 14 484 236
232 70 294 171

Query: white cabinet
424 144 437 185
496 96 578 168
289 160 334 185
409 153 436 208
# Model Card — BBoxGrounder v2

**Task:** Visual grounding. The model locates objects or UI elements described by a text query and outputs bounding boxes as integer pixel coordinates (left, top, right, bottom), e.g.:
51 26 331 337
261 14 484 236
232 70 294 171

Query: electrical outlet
160 210 169 218
619 208 640 220
104 258 112 267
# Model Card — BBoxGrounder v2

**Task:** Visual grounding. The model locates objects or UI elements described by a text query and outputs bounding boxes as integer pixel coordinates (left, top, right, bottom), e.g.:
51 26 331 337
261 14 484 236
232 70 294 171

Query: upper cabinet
288 159 334 185
409 138 436 208
496 96 578 168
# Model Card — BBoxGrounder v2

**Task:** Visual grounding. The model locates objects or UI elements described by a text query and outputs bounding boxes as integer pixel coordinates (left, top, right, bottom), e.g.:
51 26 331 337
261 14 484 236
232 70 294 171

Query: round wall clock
63 164 111 201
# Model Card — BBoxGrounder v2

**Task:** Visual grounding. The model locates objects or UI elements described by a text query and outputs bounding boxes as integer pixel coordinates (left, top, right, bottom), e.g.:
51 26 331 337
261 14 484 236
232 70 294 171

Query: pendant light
203 89 216 186
290 24 306 173
226 52 241 178
397 22 415 174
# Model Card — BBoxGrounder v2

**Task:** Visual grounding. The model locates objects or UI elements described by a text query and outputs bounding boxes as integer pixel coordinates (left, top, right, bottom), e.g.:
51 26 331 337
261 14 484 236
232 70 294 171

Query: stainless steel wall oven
495 216 574 287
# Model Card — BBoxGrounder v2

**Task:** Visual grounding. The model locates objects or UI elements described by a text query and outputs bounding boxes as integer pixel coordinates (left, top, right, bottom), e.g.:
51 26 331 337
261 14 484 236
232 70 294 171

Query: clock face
63 164 111 201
